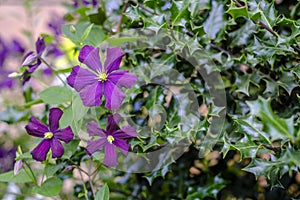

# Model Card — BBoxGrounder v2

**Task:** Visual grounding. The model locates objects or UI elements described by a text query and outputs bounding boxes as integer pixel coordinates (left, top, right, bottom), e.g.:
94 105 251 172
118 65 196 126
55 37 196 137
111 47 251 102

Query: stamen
97 72 108 82
107 135 114 144
44 131 53 139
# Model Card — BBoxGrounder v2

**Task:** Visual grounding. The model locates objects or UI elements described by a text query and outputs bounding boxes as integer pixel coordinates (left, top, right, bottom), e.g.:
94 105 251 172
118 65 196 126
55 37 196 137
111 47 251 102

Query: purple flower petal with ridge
51 138 64 158
104 47 125 73
108 70 137 88
106 114 121 133
25 117 49 138
104 81 126 110
67 66 80 87
73 67 98 91
86 138 107 155
78 45 102 72
31 140 51 161
103 144 117 167
79 82 103 106
49 108 63 132
54 126 74 143
87 121 106 137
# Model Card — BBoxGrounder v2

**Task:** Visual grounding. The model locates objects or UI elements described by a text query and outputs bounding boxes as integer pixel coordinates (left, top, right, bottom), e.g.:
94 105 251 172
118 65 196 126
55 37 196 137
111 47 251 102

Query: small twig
262 144 281 153
40 57 66 86
128 0 155 15
88 158 96 198
256 20 278 37
115 1 129 33
210 43 235 57
233 0 243 7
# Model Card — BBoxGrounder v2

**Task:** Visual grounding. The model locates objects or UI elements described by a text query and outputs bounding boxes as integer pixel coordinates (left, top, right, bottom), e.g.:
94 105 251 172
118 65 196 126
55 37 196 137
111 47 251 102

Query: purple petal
26 59 42 73
113 138 130 156
36 37 46 55
87 121 106 137
50 138 64 158
54 126 74 143
22 52 36 66
108 70 137 88
80 82 103 106
106 114 121 133
49 108 63 132
11 39 25 54
104 81 126 110
85 138 107 155
103 144 118 167
104 47 125 73
113 125 138 139
78 45 102 72
67 66 80 88
92 0 98 6
31 139 51 161
25 116 49 138
73 67 98 91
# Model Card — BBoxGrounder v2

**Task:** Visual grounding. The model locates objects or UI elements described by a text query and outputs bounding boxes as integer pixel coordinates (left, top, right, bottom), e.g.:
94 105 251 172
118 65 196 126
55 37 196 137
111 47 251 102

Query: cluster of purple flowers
25 44 138 168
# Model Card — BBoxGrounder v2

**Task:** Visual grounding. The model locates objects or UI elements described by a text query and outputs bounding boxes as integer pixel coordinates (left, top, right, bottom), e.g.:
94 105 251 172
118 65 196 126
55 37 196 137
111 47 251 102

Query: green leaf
0 169 33 183
81 23 94 42
246 97 294 141
186 175 227 199
62 22 106 46
62 139 80 159
32 177 63 197
226 2 248 20
39 86 72 105
72 94 89 121
95 183 109 200
105 36 146 46
203 1 226 40
45 163 63 177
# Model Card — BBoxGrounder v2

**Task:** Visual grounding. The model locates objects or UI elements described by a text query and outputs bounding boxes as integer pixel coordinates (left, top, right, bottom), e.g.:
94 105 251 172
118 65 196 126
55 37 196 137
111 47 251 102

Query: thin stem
39 57 66 86
88 158 96 198
233 0 243 7
78 169 89 200
256 20 278 37
128 0 155 15
23 160 37 186
115 1 129 33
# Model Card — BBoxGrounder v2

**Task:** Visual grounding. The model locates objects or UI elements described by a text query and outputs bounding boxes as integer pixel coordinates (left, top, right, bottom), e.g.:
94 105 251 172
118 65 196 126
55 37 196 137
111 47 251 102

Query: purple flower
0 147 16 173
67 45 137 109
85 114 137 167
21 37 46 84
25 108 74 162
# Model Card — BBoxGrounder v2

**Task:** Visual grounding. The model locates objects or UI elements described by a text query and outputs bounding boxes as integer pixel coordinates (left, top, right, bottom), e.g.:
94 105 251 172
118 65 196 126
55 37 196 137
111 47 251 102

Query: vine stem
23 160 38 186
115 1 129 33
88 158 96 198
39 57 66 86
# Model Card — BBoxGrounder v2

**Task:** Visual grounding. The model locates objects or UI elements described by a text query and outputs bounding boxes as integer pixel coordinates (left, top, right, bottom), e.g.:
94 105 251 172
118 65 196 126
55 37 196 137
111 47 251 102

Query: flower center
97 72 108 82
44 131 53 139
107 135 114 144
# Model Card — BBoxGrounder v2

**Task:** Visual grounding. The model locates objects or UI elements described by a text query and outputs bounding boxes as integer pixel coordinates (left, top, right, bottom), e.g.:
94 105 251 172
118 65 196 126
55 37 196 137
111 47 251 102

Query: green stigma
97 72 108 82
107 135 114 144
44 131 53 139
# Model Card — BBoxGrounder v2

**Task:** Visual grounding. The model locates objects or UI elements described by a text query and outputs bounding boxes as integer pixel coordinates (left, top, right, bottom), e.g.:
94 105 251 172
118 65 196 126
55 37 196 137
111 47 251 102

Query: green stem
23 161 38 186
40 57 66 86
21 99 43 108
